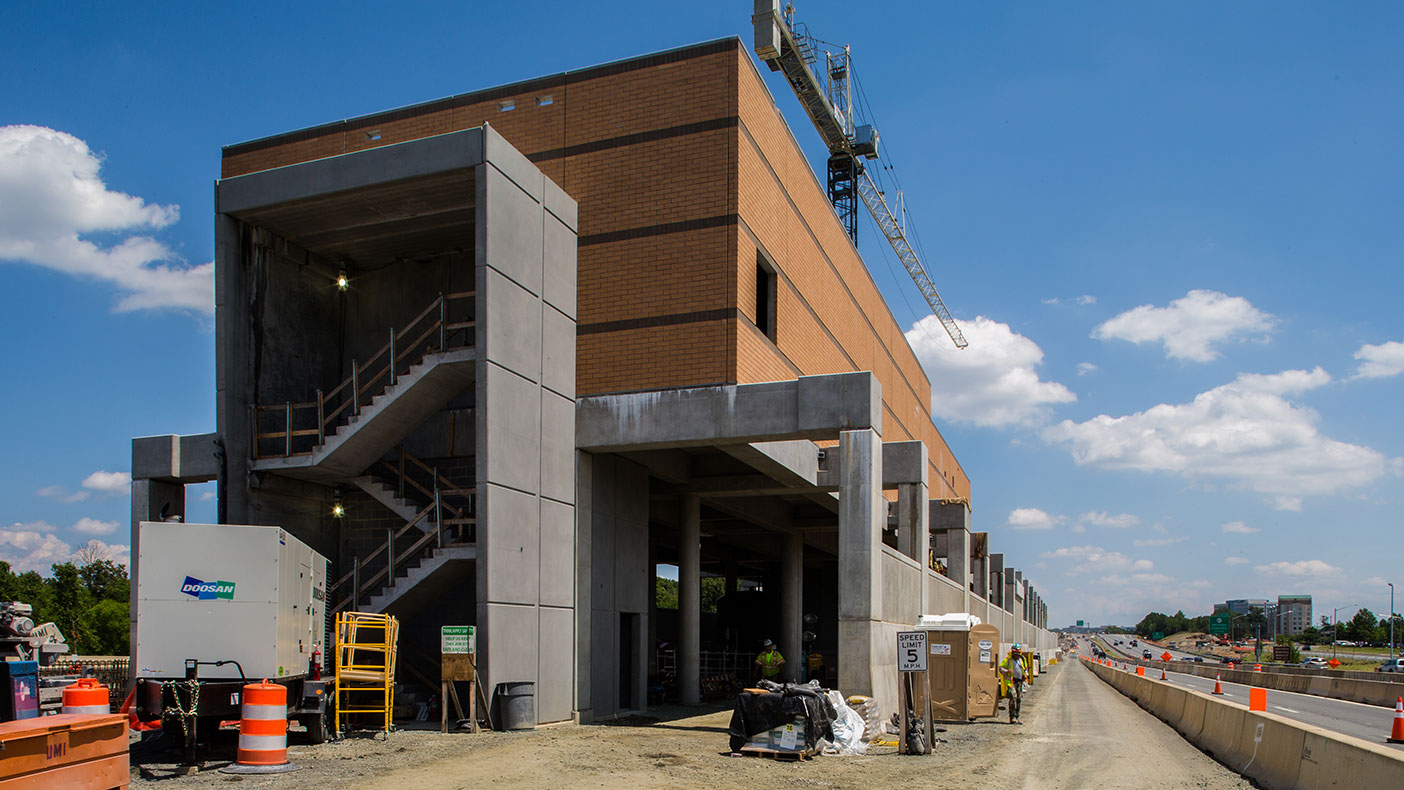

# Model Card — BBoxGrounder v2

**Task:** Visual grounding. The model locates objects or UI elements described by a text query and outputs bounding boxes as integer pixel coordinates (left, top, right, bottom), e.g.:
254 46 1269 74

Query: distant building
1277 595 1312 636
1223 599 1270 616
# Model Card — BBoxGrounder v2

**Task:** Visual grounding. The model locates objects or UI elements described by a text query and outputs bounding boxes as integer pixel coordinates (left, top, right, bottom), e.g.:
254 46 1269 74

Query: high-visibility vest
757 649 784 676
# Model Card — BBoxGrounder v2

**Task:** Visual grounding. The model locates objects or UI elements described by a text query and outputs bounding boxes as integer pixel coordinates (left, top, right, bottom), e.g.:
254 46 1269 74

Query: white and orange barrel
62 678 110 715
236 681 288 766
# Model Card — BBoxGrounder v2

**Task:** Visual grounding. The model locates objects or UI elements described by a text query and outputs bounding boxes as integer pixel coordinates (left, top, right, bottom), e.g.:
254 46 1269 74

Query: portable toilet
917 614 1001 721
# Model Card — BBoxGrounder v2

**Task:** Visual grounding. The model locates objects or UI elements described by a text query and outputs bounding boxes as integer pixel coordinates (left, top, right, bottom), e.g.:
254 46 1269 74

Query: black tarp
727 683 836 752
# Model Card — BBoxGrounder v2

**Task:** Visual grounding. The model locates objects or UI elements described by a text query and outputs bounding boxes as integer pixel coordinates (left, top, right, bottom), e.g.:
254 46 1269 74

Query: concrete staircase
253 348 475 481
364 545 476 616
352 476 433 533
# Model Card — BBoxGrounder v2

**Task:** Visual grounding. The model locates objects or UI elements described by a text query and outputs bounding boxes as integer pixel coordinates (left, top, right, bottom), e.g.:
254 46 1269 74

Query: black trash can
495 682 535 730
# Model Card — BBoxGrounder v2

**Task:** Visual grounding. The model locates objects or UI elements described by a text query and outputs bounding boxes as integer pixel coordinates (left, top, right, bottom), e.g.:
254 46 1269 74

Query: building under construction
130 35 1055 725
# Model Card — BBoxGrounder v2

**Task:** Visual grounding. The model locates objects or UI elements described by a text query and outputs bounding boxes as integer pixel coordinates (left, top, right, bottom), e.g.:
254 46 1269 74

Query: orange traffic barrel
221 681 300 774
62 678 110 715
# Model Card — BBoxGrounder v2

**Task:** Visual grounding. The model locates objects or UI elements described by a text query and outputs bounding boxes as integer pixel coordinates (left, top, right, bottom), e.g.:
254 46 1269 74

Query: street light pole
1390 582 1395 662
1332 604 1358 661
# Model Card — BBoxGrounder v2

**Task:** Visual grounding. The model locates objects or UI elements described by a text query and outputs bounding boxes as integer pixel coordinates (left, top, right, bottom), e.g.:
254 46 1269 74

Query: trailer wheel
302 711 329 745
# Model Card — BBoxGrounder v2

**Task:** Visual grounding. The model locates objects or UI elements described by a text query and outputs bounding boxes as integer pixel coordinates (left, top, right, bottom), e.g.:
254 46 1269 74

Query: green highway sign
1077 620 1084 627
1152 632 1165 640
1209 613 1230 635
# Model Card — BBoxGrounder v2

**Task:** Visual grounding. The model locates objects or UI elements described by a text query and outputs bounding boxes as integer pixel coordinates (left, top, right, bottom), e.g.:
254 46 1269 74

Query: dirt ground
131 661 1250 789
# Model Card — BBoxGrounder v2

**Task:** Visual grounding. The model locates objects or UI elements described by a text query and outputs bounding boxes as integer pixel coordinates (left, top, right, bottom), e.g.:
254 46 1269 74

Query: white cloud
1133 536 1187 548
1255 559 1341 578
200 490 216 501
1042 367 1396 499
82 470 131 493
1225 556 1251 565
1078 511 1139 529
1350 341 1404 380
1075 362 1097 376
1076 295 1096 306
73 517 118 536
1092 290 1275 362
1042 545 1153 574
0 526 128 573
0 125 212 313
36 484 89 503
907 315 1076 428
1008 507 1062 530
1269 496 1303 512
1221 521 1259 534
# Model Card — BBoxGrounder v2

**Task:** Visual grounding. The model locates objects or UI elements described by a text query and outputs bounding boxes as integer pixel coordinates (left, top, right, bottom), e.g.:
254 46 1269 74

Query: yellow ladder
335 611 399 735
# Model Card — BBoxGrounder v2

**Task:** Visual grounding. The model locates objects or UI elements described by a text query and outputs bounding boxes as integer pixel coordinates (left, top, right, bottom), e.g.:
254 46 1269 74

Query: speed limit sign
897 631 927 672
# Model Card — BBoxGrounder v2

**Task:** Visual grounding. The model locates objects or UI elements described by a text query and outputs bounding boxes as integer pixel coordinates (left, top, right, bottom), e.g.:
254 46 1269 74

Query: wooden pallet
739 745 816 762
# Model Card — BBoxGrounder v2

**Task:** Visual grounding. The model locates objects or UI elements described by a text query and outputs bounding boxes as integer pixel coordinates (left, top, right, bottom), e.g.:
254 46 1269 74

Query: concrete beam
816 439 928 489
718 440 818 488
217 127 486 215
132 433 220 483
576 372 881 452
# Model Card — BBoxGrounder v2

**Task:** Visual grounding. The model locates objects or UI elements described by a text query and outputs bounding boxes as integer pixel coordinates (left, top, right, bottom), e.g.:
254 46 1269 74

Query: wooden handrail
254 291 477 459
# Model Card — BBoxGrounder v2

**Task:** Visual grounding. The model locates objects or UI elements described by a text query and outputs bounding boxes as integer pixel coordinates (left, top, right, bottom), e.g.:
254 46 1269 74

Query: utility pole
1390 582 1396 662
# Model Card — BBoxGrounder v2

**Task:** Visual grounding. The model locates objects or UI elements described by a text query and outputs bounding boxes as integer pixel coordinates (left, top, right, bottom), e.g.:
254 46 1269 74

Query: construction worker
999 644 1028 724
754 639 786 681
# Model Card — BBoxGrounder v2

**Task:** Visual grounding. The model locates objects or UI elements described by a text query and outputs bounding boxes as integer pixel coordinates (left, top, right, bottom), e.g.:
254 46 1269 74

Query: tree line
1133 607 1400 646
0 554 129 656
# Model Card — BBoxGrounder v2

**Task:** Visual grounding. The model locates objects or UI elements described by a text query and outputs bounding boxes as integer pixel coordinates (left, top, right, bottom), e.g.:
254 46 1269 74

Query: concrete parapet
1084 658 1404 790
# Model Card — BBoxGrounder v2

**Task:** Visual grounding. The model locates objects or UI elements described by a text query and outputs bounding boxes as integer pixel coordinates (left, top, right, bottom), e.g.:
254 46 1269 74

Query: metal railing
252 291 475 459
328 456 476 615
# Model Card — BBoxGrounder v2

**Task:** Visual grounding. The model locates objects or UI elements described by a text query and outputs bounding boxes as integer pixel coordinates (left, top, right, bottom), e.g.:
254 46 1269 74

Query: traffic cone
1388 697 1404 744
1160 667 1167 680
1213 675 1224 695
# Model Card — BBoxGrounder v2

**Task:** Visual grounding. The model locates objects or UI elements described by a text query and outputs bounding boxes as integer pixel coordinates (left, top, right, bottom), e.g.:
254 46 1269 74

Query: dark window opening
755 254 777 342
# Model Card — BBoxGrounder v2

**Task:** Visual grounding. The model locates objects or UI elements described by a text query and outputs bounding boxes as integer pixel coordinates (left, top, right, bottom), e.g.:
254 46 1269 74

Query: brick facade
220 37 970 502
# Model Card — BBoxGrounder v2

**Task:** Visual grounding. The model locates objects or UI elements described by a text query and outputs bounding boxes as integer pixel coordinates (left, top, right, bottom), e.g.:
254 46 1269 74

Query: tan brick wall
218 38 968 501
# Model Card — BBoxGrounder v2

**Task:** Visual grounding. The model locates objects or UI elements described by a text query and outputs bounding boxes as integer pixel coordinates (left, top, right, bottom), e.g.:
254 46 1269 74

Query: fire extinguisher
310 645 322 681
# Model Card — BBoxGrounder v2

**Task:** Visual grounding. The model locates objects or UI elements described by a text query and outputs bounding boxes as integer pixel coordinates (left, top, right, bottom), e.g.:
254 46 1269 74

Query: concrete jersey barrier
1107 654 1402 708
1080 657 1404 789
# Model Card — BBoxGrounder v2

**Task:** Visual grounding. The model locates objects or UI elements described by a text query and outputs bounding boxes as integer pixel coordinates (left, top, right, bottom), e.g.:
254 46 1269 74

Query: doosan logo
181 576 235 601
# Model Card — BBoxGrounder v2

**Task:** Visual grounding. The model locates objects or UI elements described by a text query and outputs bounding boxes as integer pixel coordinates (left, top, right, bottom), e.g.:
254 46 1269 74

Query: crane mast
752 1 968 349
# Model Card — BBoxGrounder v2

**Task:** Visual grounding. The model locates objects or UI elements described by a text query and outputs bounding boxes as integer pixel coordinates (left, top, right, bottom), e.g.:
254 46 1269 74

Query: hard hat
1011 643 1022 651
762 639 774 647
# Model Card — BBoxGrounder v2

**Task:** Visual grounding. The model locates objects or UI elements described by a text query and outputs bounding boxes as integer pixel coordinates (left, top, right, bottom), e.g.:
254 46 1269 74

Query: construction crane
752 1 968 349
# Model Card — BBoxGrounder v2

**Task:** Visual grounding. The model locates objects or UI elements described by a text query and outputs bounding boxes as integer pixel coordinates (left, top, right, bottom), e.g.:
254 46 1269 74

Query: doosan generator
133 522 333 745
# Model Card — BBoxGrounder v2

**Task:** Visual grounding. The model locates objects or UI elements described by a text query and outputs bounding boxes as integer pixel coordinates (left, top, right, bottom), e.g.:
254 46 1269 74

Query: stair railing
252 290 475 459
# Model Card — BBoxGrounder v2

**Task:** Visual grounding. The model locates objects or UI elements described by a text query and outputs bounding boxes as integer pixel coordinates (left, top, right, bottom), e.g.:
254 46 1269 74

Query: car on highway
1377 658 1404 673
1142 649 1153 659
1301 658 1328 669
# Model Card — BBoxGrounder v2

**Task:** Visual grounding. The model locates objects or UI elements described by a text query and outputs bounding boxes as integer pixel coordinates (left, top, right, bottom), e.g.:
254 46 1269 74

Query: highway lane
1077 637 1404 751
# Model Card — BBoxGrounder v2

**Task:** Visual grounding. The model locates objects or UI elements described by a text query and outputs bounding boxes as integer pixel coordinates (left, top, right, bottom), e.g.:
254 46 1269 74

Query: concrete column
781 530 803 682
897 482 928 615
988 553 1004 608
129 478 185 676
971 533 988 599
932 503 971 614
837 428 884 700
679 494 701 705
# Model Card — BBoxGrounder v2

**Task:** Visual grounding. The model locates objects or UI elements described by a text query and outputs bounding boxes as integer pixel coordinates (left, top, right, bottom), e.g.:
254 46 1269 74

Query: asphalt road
1073 635 1404 751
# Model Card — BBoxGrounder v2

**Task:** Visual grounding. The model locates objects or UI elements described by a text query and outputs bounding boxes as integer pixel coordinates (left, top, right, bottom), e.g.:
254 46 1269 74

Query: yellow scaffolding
335 611 399 735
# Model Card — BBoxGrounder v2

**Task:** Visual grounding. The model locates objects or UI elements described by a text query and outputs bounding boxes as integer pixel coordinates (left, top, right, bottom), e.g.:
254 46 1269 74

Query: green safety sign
441 625 476 654
1209 614 1230 635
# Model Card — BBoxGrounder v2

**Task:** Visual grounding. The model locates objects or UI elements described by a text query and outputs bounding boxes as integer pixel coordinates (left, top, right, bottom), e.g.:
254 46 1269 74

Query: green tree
78 560 128 603
1298 626 1321 646
84 599 129 656
1345 608 1380 644
47 563 95 652
655 577 678 609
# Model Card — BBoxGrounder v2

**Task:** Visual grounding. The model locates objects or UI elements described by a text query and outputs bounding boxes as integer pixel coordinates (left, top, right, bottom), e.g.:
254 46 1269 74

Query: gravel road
131 661 1250 788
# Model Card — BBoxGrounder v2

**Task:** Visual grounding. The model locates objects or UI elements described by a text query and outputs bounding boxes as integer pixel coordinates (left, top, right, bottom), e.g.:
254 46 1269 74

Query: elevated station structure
132 37 1055 724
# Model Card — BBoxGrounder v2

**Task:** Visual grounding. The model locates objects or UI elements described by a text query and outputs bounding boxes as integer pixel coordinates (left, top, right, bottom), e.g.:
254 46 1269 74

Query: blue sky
1 2 1400 628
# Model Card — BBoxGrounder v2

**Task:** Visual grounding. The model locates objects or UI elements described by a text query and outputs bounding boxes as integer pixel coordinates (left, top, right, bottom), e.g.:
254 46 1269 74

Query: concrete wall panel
536 605 575 723
482 269 543 383
540 391 576 505
539 498 575 608
541 305 576 399
880 548 921 627
481 483 541 604
483 367 543 494
543 214 577 320
480 163 544 296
